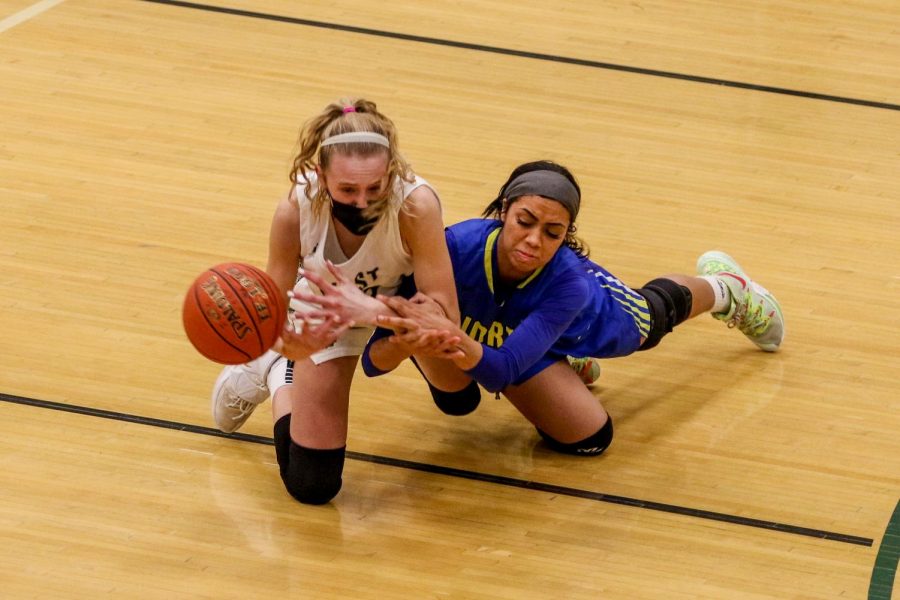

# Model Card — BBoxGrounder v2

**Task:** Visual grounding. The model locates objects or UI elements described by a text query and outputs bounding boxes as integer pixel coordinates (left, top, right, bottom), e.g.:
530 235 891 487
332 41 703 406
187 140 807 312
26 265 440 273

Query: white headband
320 131 390 148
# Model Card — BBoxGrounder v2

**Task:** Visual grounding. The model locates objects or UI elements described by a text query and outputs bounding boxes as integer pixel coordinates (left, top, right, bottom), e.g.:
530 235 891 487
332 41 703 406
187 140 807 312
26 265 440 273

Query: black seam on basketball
244 264 286 345
190 277 253 363
245 264 286 334
211 265 266 354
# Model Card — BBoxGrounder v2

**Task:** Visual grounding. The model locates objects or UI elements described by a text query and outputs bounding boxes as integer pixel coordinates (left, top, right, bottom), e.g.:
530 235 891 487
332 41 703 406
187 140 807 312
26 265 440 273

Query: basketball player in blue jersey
330 160 786 457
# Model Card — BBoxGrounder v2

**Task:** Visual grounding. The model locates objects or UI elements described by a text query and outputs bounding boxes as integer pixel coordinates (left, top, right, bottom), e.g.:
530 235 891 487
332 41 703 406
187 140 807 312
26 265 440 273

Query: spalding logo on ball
182 263 286 364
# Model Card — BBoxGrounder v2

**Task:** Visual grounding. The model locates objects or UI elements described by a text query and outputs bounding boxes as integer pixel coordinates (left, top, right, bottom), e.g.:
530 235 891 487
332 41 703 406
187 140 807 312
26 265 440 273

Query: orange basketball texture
182 263 287 364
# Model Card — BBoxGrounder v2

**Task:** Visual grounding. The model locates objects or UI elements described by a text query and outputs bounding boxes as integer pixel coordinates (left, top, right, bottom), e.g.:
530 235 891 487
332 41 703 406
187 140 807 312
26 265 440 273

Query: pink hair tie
343 106 356 113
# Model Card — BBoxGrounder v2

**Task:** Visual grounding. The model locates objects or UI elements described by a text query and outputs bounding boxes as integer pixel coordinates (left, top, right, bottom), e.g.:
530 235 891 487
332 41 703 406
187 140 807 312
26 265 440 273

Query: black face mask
330 199 378 235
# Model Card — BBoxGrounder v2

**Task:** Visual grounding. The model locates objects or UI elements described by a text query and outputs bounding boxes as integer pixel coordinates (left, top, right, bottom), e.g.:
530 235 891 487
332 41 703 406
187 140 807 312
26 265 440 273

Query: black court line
138 0 900 112
1 392 873 547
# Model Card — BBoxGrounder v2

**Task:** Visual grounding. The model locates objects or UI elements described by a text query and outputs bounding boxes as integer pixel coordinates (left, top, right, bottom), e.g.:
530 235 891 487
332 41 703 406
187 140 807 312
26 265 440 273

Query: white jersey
288 171 437 363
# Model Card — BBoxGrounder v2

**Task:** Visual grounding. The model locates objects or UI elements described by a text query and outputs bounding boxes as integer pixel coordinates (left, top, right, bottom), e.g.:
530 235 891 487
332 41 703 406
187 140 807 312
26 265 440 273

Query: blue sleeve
465 273 591 392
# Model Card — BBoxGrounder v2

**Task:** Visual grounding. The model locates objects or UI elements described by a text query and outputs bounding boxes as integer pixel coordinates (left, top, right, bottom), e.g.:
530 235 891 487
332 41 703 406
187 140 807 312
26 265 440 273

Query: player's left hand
274 312 353 361
290 260 387 326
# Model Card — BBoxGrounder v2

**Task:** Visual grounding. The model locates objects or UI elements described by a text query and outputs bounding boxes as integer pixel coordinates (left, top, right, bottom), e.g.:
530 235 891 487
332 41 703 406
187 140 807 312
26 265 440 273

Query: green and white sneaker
567 356 601 385
697 251 785 352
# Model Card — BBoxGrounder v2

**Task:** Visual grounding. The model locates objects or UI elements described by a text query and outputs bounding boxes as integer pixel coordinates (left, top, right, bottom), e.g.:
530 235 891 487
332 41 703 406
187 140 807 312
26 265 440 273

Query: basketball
182 263 286 364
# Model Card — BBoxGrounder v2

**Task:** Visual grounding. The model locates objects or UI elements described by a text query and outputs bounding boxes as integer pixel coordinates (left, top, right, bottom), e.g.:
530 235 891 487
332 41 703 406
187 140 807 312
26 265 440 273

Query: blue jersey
362 219 651 392
448 219 650 391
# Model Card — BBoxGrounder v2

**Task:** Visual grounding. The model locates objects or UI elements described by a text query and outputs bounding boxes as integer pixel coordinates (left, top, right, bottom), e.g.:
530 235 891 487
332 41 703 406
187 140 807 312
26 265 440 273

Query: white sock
699 276 731 313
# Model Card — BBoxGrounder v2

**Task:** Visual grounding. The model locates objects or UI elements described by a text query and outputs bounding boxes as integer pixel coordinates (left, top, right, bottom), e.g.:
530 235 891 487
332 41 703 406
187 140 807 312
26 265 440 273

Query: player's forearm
449 334 483 372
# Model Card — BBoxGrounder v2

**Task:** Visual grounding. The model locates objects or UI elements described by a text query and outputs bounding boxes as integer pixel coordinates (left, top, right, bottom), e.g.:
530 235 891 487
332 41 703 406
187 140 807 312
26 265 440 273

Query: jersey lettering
354 266 381 298
461 314 514 348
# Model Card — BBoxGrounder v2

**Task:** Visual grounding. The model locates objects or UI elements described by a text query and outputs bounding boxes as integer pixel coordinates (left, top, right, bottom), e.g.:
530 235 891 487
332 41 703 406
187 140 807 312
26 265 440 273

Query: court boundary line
0 0 65 33
0 391 873 547
869 499 900 599
136 0 900 112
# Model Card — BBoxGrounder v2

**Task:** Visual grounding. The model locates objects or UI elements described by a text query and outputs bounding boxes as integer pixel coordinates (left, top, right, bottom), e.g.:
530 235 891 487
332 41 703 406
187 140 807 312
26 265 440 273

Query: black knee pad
410 357 481 416
428 380 481 416
637 278 693 350
537 417 613 456
273 415 345 505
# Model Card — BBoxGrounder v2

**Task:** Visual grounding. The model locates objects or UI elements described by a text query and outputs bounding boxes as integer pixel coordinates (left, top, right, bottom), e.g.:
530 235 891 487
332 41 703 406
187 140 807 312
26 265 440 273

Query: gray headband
503 170 580 219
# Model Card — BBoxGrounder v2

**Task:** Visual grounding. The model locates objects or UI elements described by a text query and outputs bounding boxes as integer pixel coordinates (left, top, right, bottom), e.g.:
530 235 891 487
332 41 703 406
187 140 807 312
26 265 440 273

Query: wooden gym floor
1 1 898 598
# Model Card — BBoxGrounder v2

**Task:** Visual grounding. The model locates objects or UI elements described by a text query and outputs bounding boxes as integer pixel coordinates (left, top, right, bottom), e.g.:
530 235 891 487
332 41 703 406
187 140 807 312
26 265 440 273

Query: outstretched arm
399 186 460 324
376 274 591 392
376 295 476 366
289 260 393 326
362 293 463 376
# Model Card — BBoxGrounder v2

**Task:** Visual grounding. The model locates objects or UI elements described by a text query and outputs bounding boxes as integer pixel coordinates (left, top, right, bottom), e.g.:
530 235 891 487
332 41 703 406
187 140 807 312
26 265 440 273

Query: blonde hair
289 98 414 221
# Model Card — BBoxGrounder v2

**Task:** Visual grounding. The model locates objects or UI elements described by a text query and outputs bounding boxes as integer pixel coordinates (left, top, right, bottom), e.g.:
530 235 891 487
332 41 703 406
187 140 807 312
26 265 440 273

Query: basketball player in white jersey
210 98 459 505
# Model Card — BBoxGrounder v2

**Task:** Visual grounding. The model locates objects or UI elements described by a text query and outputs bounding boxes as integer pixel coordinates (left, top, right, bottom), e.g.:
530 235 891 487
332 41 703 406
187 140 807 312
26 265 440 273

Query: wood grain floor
1 1 898 598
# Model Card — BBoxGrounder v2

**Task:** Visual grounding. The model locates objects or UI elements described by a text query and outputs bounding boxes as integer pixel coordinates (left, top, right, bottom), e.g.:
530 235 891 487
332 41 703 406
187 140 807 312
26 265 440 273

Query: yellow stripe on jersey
483 229 498 294
483 227 545 294
597 273 651 337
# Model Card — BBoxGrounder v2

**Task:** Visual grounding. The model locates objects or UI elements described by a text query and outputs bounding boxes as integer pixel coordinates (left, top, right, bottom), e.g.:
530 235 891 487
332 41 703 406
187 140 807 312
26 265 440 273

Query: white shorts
300 324 373 365
266 325 368 396
267 324 371 396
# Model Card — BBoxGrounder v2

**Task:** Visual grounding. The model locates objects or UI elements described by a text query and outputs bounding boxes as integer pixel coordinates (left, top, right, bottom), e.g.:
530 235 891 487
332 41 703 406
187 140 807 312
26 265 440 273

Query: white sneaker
211 350 280 433
697 251 785 352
